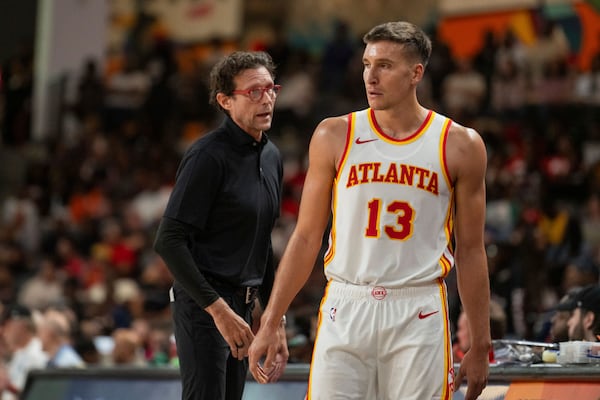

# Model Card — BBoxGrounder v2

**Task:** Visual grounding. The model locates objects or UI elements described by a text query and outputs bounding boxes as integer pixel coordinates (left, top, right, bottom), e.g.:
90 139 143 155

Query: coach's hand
454 345 489 400
206 298 254 360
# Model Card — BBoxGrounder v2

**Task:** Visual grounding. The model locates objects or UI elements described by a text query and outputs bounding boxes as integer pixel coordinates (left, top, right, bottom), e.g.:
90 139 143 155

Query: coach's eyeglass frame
231 84 281 102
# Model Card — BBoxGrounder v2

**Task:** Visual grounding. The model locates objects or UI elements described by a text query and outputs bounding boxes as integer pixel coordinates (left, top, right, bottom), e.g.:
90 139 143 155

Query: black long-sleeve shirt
154 116 282 308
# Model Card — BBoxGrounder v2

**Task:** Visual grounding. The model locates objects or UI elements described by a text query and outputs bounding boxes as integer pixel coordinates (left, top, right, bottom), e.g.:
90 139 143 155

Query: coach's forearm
153 217 220 308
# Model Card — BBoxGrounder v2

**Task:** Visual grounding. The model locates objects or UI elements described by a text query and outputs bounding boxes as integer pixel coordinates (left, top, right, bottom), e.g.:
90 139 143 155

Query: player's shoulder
444 118 487 178
306 113 353 165
446 119 485 151
309 113 351 145
315 113 351 135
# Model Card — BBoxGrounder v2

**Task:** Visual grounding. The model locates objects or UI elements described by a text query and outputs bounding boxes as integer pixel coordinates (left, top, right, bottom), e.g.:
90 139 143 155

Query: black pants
171 282 253 400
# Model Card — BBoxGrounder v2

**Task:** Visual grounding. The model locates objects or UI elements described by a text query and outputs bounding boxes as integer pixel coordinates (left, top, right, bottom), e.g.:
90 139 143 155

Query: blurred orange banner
506 382 600 400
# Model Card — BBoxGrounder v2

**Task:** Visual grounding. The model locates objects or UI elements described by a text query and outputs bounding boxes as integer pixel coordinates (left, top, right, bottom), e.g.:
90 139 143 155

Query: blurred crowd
0 12 599 395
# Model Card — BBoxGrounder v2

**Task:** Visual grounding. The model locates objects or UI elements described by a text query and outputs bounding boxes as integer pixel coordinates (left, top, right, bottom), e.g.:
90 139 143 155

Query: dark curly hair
209 51 276 112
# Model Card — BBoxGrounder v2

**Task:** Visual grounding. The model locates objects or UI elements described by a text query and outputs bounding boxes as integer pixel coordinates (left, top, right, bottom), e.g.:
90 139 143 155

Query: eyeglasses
231 85 281 102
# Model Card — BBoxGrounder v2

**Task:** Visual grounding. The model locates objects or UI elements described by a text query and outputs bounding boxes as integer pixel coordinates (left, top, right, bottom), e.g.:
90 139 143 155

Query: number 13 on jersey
365 199 415 240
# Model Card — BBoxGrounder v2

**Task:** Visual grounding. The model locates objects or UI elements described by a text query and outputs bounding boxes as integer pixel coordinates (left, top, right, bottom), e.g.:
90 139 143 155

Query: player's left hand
249 323 288 383
264 352 287 382
454 346 489 400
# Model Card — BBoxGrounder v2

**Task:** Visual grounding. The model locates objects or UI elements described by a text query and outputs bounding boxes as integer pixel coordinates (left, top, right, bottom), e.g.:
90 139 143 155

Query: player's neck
372 103 428 140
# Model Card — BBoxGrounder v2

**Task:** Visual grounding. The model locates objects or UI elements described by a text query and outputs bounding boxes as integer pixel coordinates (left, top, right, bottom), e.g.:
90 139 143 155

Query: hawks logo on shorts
371 286 387 300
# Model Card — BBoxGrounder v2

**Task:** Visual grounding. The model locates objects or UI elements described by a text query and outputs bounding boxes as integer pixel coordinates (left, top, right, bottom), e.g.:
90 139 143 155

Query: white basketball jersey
323 108 455 287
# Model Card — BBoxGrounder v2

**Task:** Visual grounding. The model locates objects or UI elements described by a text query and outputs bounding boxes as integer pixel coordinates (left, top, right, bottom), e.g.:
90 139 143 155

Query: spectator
37 308 85 368
565 284 600 342
491 57 527 116
572 53 600 105
580 193 600 266
525 20 570 86
1 186 41 254
0 304 47 400
74 336 101 366
54 236 88 284
109 328 146 366
94 218 139 279
550 286 583 342
273 50 317 135
473 29 499 111
17 256 65 311
495 29 528 75
537 197 583 289
110 278 144 330
319 19 356 92
73 58 105 122
0 42 33 147
442 57 486 121
562 250 599 292
103 54 151 133
425 27 455 107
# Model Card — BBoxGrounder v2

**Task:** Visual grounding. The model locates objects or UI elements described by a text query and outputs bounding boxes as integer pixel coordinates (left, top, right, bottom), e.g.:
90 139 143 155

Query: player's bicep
453 129 487 249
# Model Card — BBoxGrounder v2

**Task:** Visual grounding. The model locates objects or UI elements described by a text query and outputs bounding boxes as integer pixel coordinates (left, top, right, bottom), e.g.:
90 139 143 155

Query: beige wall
243 0 439 51
286 0 439 35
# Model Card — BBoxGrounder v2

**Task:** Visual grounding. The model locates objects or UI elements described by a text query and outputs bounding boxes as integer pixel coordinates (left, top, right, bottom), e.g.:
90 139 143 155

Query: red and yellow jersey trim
368 108 434 145
305 281 333 400
438 278 454 400
324 113 355 266
438 117 455 277
440 117 453 190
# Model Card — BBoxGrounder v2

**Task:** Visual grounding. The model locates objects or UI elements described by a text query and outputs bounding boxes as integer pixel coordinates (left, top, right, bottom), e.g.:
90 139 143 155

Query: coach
154 51 287 400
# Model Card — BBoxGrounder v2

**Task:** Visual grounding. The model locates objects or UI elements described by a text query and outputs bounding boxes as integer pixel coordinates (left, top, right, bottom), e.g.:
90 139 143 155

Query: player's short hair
363 21 432 67
209 51 276 112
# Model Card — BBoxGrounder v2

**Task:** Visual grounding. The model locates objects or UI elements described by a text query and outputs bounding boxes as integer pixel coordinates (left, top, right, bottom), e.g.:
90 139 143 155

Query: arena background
1 1 600 399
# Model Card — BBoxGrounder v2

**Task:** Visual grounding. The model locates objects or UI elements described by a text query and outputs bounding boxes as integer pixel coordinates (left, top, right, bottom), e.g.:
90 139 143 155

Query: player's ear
412 63 424 84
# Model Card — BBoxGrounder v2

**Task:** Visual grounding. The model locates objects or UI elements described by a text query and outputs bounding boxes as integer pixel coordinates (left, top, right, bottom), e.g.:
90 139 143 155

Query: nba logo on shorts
329 307 337 321
371 286 387 300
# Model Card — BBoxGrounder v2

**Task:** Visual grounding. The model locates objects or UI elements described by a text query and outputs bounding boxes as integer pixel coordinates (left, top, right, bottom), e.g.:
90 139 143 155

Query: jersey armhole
440 118 453 190
334 112 355 181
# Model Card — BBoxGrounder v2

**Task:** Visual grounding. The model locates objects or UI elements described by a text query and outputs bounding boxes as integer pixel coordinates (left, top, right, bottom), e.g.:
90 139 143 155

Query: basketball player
249 21 491 400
